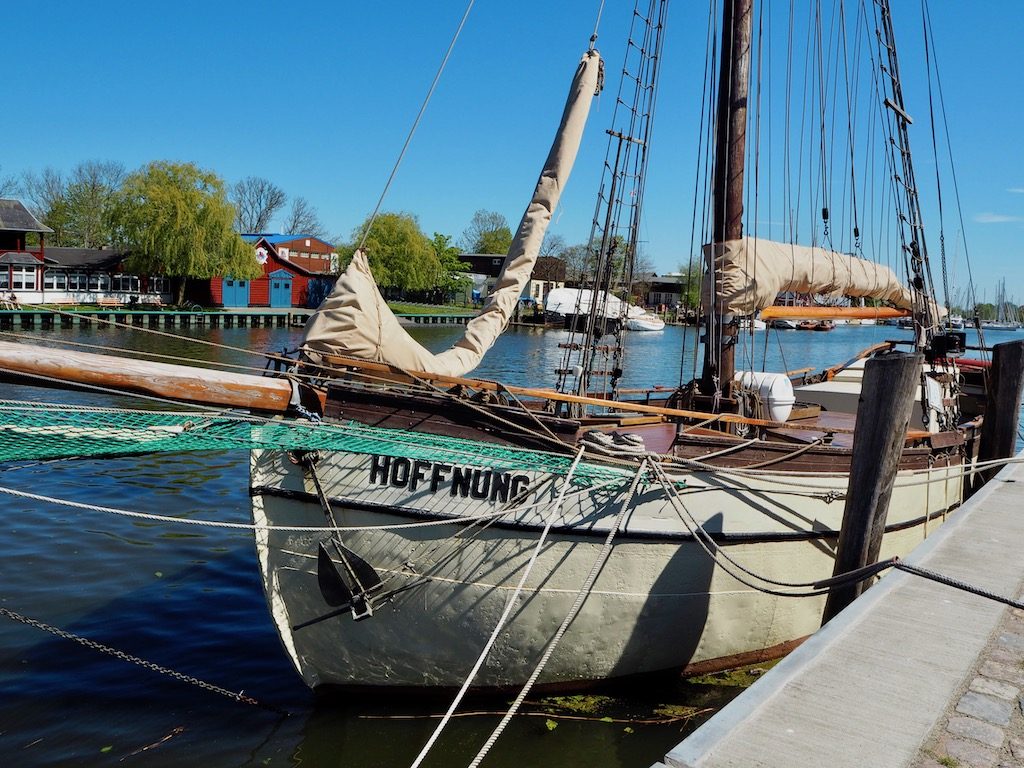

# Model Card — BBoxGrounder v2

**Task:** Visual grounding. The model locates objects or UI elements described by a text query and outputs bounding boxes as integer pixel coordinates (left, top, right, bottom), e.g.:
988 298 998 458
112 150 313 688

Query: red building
191 234 338 309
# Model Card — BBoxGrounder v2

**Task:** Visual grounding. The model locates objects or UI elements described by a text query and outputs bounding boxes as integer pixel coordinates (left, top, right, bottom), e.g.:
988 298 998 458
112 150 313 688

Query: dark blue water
0 322 1010 766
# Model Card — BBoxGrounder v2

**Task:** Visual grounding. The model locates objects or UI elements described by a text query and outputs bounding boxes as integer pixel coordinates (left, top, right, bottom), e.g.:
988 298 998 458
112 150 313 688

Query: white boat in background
545 287 625 319
739 316 767 330
546 286 661 333
625 312 665 331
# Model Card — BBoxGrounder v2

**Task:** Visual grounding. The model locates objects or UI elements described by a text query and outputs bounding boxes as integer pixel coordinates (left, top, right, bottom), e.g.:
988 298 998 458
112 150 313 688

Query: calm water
0 321 1007 766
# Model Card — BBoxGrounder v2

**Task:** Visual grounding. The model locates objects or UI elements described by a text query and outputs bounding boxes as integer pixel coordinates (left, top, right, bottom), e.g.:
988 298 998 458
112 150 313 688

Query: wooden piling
822 351 923 624
974 339 1024 489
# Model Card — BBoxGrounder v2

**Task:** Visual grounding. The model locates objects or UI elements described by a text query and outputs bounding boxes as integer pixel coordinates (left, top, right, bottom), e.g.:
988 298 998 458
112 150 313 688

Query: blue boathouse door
221 278 250 307
269 270 293 308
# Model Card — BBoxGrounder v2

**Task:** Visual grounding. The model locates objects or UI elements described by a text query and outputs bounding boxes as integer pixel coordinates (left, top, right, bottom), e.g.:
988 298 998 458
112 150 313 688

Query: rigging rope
356 0 475 252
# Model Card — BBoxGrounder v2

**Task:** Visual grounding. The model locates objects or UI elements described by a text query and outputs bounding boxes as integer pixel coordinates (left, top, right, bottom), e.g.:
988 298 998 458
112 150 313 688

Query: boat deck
656 452 1024 768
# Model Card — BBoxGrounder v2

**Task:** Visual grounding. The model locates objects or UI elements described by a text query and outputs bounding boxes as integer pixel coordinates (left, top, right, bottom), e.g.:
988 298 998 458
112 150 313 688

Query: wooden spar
0 339 318 413
760 306 912 321
821 352 923 623
701 0 753 399
318 353 866 434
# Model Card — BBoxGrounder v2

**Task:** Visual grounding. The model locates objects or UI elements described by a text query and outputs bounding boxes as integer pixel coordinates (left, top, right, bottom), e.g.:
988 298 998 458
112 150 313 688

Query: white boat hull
625 315 666 331
250 443 960 690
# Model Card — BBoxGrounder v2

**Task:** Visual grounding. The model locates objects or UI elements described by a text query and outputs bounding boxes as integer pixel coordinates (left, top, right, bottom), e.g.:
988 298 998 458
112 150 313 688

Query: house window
0 270 8 289
150 276 169 293
112 274 140 292
12 266 36 291
88 273 111 291
67 272 88 290
44 270 68 290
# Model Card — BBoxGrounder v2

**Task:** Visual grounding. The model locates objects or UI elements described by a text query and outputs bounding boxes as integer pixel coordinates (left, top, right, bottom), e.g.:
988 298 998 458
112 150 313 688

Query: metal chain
0 605 288 715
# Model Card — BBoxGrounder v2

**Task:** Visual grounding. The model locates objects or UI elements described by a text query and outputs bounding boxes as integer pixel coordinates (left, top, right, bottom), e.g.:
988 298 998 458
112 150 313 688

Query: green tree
461 209 512 254
677 262 703 309
430 232 471 299
108 161 259 304
349 212 439 292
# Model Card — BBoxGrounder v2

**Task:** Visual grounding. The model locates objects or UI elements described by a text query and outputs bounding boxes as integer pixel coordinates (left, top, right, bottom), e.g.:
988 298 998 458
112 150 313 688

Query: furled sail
301 49 603 376
701 236 915 316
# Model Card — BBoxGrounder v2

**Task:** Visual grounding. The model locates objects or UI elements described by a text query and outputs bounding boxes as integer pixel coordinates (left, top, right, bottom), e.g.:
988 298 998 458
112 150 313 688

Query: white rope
0 478 619 534
408 446 588 768
467 457 649 768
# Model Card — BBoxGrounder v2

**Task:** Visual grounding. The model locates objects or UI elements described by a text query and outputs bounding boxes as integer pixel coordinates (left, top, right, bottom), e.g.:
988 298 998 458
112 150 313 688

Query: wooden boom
760 306 911 320
318 353 857 433
0 340 304 412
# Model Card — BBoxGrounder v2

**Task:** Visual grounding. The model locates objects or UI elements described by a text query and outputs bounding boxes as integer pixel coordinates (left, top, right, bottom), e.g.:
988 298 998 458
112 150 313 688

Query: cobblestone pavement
915 595 1024 768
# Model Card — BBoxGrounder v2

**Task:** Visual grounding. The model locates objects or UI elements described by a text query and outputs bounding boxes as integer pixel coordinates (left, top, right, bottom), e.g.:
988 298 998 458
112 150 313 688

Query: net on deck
0 401 628 486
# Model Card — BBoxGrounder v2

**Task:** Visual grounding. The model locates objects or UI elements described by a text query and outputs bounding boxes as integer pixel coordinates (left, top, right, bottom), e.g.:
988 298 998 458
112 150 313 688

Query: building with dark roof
461 253 566 306
0 198 170 305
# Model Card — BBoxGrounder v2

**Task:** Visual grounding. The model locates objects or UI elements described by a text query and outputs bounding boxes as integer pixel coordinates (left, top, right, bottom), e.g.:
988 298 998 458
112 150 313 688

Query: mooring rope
467 457 649 768
892 561 1024 611
0 479 623 534
408 445 588 768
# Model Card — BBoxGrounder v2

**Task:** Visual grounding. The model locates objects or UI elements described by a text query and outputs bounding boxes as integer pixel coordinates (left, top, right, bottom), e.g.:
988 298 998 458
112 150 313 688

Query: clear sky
4 1 1022 303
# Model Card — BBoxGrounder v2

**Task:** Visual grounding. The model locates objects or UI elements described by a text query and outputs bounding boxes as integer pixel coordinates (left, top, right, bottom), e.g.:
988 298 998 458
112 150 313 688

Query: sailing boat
245 0 994 692
0 1 1017 696
980 279 1019 331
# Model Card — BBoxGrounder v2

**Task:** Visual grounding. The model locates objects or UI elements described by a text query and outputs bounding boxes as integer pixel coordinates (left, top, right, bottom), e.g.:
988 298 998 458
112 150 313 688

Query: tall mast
701 0 753 403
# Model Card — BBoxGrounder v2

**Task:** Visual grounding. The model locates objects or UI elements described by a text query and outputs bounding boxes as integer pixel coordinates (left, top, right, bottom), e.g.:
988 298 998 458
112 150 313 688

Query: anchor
293 450 384 622
316 537 382 620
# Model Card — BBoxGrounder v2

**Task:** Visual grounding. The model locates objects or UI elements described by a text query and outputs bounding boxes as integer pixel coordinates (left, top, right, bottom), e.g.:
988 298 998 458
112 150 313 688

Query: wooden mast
701 0 753 402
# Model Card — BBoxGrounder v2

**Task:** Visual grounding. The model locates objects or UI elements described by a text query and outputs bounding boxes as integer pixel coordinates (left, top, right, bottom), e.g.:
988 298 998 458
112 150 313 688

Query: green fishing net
0 401 629 486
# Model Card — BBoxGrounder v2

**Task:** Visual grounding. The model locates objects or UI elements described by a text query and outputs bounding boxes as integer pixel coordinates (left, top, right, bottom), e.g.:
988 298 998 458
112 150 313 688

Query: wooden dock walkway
0 307 474 331
657 453 1024 768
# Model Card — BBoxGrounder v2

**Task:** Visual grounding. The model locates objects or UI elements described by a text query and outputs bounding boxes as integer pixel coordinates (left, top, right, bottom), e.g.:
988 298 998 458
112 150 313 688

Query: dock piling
822 350 923 624
974 339 1024 490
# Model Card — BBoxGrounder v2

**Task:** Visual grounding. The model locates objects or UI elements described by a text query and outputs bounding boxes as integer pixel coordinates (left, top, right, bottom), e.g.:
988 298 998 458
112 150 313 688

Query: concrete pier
658 454 1024 768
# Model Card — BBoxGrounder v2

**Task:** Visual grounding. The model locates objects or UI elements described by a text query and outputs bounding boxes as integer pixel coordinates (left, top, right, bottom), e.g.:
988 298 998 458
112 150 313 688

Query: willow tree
347 212 440 294
109 162 260 304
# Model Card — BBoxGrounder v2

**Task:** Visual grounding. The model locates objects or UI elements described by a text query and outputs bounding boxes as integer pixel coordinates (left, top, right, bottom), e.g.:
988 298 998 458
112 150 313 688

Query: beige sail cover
701 236 915 315
301 49 602 376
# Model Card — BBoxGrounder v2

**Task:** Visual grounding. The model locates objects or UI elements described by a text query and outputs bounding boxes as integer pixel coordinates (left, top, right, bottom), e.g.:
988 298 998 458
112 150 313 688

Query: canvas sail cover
301 49 602 376
701 237 916 315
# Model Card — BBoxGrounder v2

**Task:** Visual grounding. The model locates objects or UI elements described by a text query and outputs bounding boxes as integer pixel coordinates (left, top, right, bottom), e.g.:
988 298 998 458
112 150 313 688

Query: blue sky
5 1 1022 302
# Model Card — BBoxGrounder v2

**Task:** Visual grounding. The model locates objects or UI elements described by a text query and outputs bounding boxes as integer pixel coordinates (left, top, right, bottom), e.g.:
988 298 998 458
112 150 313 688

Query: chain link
0 605 288 715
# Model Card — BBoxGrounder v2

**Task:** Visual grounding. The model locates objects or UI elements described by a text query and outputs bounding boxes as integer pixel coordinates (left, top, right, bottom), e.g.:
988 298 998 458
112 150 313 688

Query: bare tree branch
283 196 326 238
67 160 126 247
538 233 566 259
0 166 19 197
231 176 287 232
